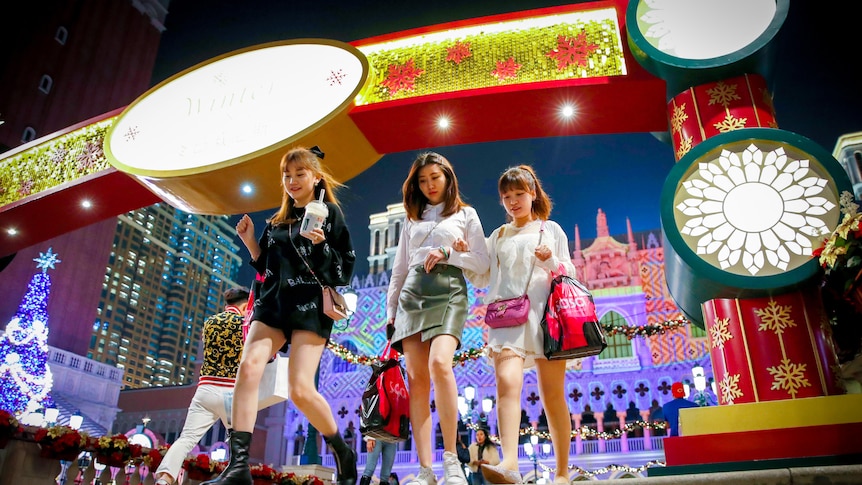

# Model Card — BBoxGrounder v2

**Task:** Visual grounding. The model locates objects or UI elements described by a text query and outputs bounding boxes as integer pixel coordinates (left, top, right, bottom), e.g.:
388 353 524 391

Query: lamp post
523 435 551 484
691 366 714 406
457 385 479 447
69 411 83 430
44 407 59 426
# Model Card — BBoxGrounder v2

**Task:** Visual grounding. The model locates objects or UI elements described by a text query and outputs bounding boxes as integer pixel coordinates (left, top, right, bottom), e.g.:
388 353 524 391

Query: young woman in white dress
457 165 575 485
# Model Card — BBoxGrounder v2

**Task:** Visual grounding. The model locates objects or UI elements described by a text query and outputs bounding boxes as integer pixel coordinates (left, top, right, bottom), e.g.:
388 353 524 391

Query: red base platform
664 423 862 466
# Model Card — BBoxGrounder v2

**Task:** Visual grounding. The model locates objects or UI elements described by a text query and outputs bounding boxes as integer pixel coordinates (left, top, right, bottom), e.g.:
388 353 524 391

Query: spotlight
437 117 450 129
81 199 92 208
241 184 254 194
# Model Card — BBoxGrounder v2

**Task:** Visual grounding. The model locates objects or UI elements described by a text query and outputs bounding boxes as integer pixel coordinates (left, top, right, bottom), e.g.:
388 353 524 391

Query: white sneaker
405 466 438 485
442 451 468 485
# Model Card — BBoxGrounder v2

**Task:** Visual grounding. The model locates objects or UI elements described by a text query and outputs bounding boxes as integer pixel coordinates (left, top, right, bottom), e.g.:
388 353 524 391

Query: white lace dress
470 219 576 368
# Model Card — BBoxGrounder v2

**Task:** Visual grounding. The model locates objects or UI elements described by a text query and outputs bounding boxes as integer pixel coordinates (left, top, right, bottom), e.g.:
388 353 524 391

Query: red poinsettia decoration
250 463 279 480
183 453 221 480
141 444 169 469
0 410 21 434
492 57 522 80
381 59 425 95
279 473 324 485
35 425 88 460
546 32 598 71
93 433 143 467
446 41 472 64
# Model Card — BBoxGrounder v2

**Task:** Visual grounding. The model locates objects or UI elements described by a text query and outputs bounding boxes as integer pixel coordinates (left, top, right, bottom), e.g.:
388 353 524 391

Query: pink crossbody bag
484 221 545 329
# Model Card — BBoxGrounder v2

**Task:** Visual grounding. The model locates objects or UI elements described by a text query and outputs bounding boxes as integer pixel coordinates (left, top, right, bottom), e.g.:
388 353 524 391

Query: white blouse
386 204 490 321
470 219 576 367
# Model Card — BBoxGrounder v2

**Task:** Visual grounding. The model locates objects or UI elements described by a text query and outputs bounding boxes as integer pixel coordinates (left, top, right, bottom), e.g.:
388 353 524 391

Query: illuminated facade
367 203 405 275
88 204 242 389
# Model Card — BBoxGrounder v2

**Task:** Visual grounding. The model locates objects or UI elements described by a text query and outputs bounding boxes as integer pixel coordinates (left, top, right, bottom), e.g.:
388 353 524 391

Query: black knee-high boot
202 431 252 485
324 432 357 485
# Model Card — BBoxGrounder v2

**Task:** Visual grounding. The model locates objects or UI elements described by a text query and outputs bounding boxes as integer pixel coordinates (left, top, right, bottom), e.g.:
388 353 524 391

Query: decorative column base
703 289 842 405
654 394 862 474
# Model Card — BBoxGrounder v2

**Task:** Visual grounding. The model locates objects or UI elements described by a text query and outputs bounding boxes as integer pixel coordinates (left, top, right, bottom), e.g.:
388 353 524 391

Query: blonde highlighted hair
269 146 344 226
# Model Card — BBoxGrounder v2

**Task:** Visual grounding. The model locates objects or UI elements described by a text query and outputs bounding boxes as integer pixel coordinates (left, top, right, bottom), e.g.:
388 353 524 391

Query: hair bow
309 145 325 159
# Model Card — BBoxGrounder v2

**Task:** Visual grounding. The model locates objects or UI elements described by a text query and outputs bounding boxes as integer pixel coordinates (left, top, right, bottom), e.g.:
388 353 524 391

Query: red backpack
359 342 410 442
542 271 607 360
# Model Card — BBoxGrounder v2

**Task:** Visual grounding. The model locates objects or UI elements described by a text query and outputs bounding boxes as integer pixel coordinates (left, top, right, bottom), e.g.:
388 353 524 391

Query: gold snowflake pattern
760 87 774 112
675 135 692 160
707 81 741 108
713 112 748 132
718 373 744 404
755 300 796 336
709 317 733 349
767 358 811 398
670 103 688 134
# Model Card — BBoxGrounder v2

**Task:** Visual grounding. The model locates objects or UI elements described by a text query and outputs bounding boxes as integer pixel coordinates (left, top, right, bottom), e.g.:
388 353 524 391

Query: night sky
151 1 862 282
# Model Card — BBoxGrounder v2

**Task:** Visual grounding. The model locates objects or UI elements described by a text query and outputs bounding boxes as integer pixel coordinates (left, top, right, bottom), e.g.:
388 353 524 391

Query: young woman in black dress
206 146 356 485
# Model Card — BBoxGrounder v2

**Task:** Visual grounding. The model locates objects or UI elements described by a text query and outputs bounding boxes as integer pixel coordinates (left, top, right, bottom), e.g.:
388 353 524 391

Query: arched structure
1 0 860 474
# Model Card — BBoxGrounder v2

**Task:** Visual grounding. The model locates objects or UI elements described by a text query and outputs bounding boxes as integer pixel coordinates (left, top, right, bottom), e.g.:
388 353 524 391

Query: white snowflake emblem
675 144 835 276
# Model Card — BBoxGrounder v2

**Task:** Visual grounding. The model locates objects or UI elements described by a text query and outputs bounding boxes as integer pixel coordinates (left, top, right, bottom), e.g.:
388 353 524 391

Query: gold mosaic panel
356 7 625 104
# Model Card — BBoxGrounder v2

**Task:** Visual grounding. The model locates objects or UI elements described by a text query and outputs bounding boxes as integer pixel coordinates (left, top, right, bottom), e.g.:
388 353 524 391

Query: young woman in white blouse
387 151 490 485
457 165 574 485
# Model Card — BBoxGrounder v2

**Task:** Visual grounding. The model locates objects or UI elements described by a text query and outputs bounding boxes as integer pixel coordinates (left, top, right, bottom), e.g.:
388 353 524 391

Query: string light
539 460 666 479
465 421 668 444
325 319 689 366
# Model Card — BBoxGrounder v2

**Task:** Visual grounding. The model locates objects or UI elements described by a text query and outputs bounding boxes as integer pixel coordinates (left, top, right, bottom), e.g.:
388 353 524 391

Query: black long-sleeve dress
249 202 355 343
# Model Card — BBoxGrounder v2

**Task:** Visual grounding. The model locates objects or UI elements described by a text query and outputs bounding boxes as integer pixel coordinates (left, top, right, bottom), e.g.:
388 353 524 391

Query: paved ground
599 464 862 484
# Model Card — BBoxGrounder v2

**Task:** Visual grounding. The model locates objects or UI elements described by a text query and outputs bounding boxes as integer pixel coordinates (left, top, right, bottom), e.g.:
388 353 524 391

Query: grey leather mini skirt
391 264 468 353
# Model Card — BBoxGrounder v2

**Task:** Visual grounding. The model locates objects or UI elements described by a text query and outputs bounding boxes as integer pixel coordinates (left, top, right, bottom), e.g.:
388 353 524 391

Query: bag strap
523 220 546 294
416 216 444 248
491 220 546 299
288 223 327 289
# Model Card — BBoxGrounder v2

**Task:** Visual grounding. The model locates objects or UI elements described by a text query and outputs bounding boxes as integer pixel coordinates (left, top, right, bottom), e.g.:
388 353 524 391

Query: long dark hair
475 428 495 456
270 146 344 225
402 151 466 221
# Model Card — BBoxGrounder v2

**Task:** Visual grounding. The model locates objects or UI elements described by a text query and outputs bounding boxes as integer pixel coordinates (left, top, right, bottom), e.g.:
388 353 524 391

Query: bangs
281 150 316 173
498 170 533 193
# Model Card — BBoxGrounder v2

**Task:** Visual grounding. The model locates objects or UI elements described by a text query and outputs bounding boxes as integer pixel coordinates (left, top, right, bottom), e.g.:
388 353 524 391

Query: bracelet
439 246 450 259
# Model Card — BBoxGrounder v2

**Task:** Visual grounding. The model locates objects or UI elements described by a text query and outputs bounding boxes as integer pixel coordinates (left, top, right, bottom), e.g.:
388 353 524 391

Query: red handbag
541 269 607 360
484 221 544 329
359 341 410 442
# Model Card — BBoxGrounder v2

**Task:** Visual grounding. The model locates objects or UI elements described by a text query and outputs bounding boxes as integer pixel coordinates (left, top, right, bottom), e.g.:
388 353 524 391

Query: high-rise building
0 0 167 152
88 203 242 389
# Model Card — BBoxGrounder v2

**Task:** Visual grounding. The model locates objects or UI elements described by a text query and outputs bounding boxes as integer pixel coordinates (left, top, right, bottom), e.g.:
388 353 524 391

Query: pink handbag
485 294 531 328
484 221 545 329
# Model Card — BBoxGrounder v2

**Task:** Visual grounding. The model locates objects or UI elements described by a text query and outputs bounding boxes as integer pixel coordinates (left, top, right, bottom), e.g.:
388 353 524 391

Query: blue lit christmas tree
0 248 59 415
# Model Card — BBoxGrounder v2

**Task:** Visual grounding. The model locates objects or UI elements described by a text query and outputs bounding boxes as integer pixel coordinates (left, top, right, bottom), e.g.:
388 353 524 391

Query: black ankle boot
201 430 252 485
324 432 357 485
360 475 372 485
